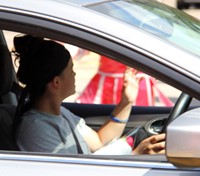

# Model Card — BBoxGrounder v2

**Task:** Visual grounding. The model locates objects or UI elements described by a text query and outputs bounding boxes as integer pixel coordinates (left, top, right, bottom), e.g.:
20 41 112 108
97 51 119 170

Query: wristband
110 114 128 124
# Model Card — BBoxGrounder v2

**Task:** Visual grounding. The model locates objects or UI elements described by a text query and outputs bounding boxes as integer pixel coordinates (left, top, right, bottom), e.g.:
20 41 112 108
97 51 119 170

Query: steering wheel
161 92 192 133
133 92 192 148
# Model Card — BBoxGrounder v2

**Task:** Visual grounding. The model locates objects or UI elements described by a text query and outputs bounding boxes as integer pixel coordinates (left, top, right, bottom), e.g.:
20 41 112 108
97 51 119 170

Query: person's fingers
131 69 142 83
156 149 165 154
134 134 166 155
143 141 165 154
124 68 133 79
148 148 165 155
132 69 138 75
149 133 166 144
125 66 132 74
123 67 138 86
151 141 165 149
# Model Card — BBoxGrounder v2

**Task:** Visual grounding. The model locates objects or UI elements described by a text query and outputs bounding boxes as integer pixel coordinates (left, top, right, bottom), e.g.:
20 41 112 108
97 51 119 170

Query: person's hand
121 67 139 105
132 133 165 155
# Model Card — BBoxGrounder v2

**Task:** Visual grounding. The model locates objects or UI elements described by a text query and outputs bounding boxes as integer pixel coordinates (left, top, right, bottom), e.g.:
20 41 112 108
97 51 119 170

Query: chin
69 89 76 97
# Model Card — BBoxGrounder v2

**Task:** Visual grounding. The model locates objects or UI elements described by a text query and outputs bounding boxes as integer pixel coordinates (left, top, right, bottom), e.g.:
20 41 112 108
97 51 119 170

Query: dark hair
13 35 71 135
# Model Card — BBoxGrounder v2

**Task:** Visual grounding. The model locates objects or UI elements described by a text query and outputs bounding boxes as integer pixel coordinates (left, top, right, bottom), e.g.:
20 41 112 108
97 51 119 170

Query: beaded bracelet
110 114 128 124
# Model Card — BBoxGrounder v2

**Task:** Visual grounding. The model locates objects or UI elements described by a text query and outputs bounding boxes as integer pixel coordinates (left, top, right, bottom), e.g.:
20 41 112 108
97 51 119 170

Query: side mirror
166 107 200 167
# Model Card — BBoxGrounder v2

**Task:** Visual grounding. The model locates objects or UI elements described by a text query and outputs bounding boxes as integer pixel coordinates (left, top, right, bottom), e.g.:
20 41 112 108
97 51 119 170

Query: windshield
87 0 200 57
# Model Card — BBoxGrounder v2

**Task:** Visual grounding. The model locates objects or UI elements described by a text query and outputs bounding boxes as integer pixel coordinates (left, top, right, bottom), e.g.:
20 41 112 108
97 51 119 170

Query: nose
73 70 76 76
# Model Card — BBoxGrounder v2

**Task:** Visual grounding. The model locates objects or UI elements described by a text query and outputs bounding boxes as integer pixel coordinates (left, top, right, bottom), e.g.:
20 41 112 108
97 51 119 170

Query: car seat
0 44 18 150
0 43 18 105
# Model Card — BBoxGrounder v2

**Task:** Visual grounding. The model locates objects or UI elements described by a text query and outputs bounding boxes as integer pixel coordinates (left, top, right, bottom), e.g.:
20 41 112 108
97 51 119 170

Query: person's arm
84 67 139 152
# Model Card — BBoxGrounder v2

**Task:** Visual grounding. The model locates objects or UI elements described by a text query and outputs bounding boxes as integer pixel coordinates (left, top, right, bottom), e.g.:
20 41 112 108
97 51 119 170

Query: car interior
0 29 199 163
0 35 21 150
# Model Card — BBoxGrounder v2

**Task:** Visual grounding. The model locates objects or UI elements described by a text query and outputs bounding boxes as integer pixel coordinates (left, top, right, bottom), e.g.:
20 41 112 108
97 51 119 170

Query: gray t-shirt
17 106 92 154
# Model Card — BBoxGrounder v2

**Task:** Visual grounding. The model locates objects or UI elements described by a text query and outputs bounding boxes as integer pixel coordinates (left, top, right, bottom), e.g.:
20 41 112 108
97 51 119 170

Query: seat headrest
0 44 14 96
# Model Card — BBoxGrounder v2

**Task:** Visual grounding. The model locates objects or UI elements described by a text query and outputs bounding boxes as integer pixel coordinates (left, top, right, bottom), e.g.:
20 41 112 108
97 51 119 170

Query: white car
0 0 200 175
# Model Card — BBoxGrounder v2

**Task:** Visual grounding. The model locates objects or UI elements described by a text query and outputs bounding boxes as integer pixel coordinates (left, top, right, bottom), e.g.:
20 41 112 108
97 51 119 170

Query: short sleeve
77 118 92 136
60 106 92 137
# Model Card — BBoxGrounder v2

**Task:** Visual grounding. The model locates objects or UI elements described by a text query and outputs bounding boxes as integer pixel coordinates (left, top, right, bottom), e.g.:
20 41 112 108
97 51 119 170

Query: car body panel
0 152 200 176
0 0 200 175
167 107 200 167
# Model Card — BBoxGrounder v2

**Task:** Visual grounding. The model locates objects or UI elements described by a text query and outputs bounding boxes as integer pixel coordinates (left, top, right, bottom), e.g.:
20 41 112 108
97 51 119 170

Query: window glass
62 45 181 107
4 30 199 107
88 0 200 57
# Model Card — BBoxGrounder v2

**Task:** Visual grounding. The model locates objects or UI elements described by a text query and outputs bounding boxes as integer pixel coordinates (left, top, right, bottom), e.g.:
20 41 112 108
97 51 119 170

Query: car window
4 30 200 108
71 50 200 107
87 0 200 57
62 44 181 107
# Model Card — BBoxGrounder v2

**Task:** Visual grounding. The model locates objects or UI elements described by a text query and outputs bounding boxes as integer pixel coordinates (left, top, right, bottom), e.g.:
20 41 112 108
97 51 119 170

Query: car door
1 1 200 174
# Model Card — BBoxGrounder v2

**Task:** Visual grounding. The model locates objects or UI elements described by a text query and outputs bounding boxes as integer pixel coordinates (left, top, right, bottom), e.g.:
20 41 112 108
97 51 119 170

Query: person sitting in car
13 34 165 155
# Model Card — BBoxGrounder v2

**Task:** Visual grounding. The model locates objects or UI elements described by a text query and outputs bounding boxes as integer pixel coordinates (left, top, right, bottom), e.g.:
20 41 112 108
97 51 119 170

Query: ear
50 76 61 89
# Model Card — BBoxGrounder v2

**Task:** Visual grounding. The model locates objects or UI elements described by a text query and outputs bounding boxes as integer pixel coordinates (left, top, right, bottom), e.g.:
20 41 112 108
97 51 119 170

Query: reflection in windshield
87 0 200 57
